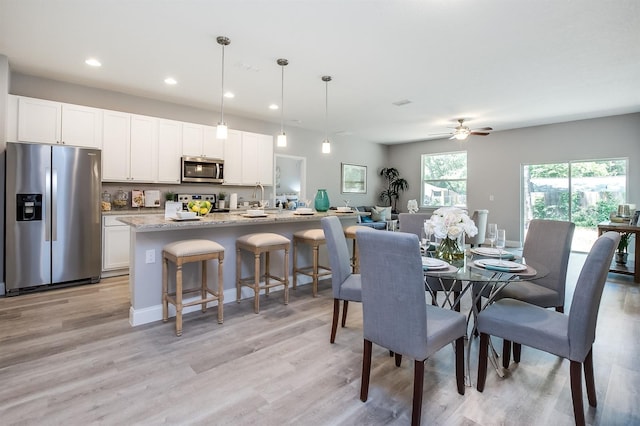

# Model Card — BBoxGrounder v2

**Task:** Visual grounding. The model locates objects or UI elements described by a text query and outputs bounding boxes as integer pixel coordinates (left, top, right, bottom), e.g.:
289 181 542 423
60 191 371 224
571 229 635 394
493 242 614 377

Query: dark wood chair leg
360 339 373 402
477 333 489 392
341 300 349 327
330 299 339 343
502 339 512 369
411 360 424 426
583 348 597 407
455 337 465 395
395 353 402 367
570 360 586 426
513 342 522 363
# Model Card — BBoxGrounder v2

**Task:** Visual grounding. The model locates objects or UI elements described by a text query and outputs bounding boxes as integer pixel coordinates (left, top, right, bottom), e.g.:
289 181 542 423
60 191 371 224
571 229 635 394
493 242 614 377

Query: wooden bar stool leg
236 247 241 303
176 262 183 336
162 256 169 322
201 260 208 313
217 257 224 324
253 252 261 313
284 247 289 305
265 251 270 296
312 244 319 297
292 239 298 289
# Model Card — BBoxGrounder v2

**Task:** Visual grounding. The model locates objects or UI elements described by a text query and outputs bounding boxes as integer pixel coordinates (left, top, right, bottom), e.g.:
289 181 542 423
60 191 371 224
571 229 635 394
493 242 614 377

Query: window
421 151 467 208
522 158 628 252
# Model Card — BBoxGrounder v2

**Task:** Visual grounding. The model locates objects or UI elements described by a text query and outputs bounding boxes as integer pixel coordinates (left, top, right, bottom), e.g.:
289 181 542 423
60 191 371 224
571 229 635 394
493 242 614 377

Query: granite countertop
103 208 164 216
116 210 357 232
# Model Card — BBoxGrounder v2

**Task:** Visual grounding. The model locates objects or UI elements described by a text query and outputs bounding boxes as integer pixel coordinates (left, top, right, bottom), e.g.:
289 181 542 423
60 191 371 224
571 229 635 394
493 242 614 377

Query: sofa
355 206 398 230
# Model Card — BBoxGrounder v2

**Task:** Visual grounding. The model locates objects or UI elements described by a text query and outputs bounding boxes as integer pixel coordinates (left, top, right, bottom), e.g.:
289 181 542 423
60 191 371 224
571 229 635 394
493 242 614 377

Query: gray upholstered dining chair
357 230 466 426
398 212 463 310
493 219 575 365
321 216 362 343
467 209 489 247
476 231 619 426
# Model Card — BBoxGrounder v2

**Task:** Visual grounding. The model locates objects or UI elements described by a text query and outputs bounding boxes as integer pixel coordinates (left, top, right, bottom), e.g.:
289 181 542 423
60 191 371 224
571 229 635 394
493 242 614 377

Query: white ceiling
1 0 639 144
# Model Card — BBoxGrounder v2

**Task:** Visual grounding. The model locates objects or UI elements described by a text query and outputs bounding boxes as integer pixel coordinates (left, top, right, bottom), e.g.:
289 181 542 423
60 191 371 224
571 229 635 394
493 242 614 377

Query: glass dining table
422 247 549 386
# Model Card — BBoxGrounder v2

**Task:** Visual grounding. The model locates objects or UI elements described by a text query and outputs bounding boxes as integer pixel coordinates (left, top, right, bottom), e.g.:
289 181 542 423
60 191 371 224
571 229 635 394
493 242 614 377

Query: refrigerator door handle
51 169 58 241
45 168 52 241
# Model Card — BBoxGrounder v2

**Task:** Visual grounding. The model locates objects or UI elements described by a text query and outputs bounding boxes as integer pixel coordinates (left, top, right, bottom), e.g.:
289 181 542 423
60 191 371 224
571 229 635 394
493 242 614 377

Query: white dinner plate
470 247 514 258
293 211 315 215
422 257 449 270
241 213 268 218
473 259 527 272
169 216 201 221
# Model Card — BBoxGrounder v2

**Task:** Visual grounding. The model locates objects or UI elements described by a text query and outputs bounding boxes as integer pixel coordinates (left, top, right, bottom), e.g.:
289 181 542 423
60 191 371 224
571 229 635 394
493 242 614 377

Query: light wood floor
1 253 638 425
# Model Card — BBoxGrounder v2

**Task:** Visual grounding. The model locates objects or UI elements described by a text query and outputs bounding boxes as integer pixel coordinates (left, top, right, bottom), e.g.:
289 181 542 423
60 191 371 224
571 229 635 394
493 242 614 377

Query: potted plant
164 191 176 202
218 192 227 209
379 167 409 214
615 232 630 265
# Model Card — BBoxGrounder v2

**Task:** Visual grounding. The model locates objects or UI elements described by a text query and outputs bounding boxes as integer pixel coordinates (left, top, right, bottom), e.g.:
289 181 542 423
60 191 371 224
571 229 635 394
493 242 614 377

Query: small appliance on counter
177 193 230 213
144 190 161 207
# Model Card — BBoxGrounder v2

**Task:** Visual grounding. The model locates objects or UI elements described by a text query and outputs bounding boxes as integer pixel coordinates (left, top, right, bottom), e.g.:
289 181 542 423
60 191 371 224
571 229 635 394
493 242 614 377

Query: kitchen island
118 211 358 326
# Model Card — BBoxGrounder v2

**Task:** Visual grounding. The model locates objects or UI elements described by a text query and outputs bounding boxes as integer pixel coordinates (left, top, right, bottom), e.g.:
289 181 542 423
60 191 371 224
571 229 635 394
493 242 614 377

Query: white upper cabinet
130 114 158 182
102 110 131 181
182 123 224 159
222 130 274 186
157 119 182 184
16 96 102 148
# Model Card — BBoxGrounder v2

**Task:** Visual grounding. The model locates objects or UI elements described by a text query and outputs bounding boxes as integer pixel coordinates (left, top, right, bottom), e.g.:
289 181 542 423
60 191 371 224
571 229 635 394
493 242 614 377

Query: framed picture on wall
341 163 367 194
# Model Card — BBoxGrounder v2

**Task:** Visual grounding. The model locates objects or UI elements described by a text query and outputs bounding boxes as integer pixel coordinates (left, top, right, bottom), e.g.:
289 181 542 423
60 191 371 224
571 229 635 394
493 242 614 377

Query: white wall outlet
489 195 495 201
145 249 155 264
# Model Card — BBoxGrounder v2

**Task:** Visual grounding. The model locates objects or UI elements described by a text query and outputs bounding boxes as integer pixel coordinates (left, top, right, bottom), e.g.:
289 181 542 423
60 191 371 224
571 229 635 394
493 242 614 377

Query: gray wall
388 113 640 244
9 72 389 207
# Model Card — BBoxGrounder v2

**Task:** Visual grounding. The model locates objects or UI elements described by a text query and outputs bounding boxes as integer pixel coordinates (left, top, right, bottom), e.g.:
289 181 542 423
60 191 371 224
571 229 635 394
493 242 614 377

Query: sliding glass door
522 158 627 252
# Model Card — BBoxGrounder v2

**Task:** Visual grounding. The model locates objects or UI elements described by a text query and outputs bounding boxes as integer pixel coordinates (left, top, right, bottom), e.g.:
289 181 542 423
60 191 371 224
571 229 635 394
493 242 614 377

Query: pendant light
276 58 288 147
216 36 230 139
321 75 332 154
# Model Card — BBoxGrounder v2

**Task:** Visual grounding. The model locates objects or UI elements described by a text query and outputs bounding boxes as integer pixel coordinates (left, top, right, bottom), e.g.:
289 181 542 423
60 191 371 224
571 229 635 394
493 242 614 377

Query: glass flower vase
435 234 465 265
314 189 330 212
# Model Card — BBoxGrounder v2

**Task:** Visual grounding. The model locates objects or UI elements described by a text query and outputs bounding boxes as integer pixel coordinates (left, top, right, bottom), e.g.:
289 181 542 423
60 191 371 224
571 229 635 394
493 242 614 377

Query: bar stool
236 232 290 313
344 225 375 273
293 229 332 297
162 239 224 336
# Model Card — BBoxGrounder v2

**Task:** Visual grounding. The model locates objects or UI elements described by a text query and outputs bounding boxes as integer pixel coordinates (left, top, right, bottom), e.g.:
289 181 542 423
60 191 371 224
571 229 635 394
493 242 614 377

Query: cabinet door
103 224 131 271
203 125 225 159
17 96 62 144
61 103 103 148
241 131 260 185
158 119 182 184
7 94 18 142
182 122 204 157
130 115 158 182
257 134 274 185
102 110 131 181
222 129 243 185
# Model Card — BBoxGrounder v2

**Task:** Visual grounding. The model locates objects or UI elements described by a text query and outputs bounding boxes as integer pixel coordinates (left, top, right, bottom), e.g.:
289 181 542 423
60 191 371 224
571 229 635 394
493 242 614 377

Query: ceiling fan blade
472 127 493 131
470 132 490 136
428 132 453 137
448 135 457 140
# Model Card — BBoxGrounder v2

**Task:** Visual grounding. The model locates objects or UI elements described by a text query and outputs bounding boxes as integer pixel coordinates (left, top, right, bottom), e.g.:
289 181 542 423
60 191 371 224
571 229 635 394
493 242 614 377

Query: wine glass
496 229 506 264
486 223 497 249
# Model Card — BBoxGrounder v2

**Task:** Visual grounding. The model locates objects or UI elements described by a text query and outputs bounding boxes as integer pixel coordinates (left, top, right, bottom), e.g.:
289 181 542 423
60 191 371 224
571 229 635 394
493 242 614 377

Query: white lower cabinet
102 216 130 277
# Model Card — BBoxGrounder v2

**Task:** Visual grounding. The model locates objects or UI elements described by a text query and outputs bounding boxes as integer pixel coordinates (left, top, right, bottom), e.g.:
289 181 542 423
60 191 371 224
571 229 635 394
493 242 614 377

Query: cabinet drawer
103 216 127 227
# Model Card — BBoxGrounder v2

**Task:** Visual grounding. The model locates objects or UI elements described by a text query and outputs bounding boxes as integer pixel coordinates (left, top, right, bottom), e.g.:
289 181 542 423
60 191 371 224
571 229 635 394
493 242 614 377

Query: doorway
275 154 306 207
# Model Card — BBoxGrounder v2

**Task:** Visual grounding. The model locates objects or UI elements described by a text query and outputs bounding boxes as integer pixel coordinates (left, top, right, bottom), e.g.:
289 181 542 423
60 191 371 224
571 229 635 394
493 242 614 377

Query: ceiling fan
431 119 493 141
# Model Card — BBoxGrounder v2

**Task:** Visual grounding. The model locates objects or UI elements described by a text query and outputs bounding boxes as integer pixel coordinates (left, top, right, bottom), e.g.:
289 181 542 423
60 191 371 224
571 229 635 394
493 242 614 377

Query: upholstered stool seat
344 225 375 273
162 239 224 336
293 228 332 297
236 232 290 313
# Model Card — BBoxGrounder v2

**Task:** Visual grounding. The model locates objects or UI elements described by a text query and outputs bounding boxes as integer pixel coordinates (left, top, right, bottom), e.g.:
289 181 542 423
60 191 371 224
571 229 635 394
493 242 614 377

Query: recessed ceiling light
85 58 102 67
224 92 235 98
269 104 279 110
164 77 177 85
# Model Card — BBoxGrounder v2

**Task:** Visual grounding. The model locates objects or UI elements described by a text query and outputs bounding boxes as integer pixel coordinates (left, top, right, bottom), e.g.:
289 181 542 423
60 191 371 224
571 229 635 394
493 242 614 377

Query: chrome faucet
252 183 264 207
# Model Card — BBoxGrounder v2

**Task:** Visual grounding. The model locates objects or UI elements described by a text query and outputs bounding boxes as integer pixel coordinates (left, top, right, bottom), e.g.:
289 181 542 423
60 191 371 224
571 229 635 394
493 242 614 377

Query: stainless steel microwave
181 156 224 183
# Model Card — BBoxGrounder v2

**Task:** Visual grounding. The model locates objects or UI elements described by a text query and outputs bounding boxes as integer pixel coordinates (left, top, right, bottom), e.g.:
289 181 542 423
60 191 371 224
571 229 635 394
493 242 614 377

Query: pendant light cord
280 64 285 133
324 79 329 140
220 43 225 123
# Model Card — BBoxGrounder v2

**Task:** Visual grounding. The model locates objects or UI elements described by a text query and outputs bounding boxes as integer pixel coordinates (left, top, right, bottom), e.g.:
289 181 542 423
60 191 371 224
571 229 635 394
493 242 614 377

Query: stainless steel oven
181 156 224 183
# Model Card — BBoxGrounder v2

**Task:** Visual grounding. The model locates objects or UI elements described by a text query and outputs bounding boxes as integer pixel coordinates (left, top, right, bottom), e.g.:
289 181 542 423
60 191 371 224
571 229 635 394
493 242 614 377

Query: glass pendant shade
321 75 332 154
216 123 228 140
277 133 287 147
322 139 331 153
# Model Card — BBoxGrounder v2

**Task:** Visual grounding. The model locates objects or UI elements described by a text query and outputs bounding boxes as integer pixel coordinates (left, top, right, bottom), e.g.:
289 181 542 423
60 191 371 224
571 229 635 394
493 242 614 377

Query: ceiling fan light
454 132 468 140
277 133 287 147
322 139 331 154
216 122 228 139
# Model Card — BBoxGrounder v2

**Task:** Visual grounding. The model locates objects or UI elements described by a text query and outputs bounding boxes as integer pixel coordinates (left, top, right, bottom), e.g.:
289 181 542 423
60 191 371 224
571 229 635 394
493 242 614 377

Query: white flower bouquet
424 207 478 263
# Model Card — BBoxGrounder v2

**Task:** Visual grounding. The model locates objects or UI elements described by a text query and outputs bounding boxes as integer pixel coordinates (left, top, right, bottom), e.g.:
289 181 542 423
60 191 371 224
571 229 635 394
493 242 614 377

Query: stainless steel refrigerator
5 142 102 294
